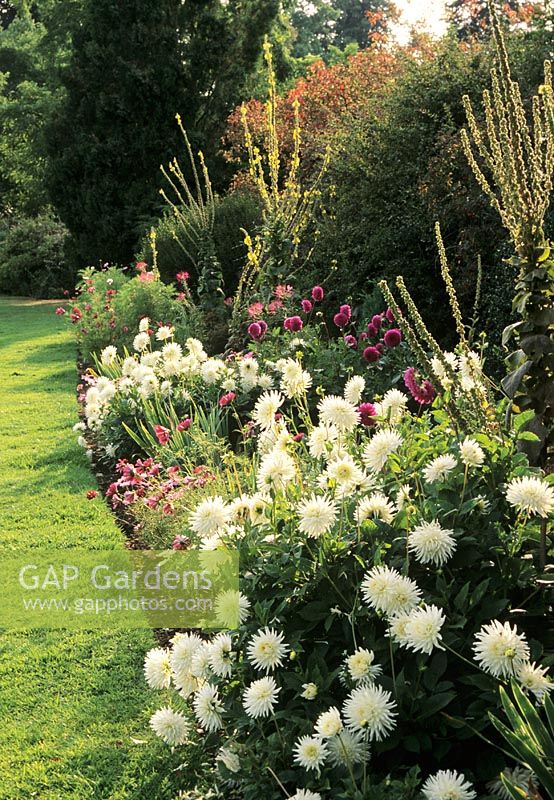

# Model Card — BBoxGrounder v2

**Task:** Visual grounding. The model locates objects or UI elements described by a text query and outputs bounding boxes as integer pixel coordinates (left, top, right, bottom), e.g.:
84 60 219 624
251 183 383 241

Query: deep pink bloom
258 320 268 336
86 490 98 500
363 346 381 363
139 271 155 283
154 424 171 445
219 391 236 407
311 285 324 302
385 307 395 323
301 299 313 313
340 304 352 320
384 328 402 347
359 332 368 341
333 312 349 328
248 322 263 340
248 301 264 319
358 402 377 425
293 432 305 442
63 289 70 297
376 343 385 354
344 334 357 349
176 418 192 432
176 271 190 283
162 502 174 515
371 314 382 331
367 323 378 338
267 299 283 315
404 367 436 405
284 315 303 332
55 307 66 316
70 307 82 323
136 261 148 272
145 496 159 509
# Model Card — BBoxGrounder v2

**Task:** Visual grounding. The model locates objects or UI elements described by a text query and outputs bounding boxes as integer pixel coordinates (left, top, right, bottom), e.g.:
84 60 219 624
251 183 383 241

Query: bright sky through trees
391 0 448 42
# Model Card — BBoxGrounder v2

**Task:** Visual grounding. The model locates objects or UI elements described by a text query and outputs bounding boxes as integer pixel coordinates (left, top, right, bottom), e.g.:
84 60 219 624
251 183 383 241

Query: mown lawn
0 297 188 799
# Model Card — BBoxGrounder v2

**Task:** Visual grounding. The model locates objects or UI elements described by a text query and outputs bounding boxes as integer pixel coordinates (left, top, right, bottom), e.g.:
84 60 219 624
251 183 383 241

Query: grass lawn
0 297 189 799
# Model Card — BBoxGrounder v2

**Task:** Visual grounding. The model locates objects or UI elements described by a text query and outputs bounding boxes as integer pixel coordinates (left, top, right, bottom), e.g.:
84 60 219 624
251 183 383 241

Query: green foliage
139 190 264 295
461 4 554 463
310 27 552 350
0 2 77 216
490 682 554 798
0 210 72 297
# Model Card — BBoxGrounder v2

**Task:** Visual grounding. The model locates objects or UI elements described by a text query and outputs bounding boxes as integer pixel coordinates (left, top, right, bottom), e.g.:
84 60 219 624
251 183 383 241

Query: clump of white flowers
149 707 190 746
473 620 530 678
120 341 554 795
408 520 456 566
422 769 476 800
506 476 554 517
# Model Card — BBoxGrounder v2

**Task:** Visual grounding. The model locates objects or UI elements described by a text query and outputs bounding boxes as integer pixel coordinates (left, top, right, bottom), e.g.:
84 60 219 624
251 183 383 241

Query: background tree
447 0 543 39
332 0 395 49
0 0 16 30
45 0 279 268
0 0 80 215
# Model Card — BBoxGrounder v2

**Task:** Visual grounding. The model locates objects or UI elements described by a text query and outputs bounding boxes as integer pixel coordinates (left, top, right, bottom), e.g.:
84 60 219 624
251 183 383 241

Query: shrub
138 371 553 798
64 265 205 363
0 211 73 298
137 190 263 295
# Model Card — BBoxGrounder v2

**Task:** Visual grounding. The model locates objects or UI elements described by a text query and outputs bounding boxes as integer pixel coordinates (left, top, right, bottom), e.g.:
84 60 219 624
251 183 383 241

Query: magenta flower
293 432 305 442
376 342 385 353
284 315 303 332
219 391 236 407
383 328 402 347
176 418 192 432
301 299 313 313
55 307 66 316
248 321 263 340
311 285 324 302
340 304 352 320
357 402 377 425
344 334 358 349
359 332 368 341
333 312 349 328
363 346 381 363
367 323 378 338
385 307 395 323
404 367 436 405
371 314 382 331
176 271 190 283
154 425 171 445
